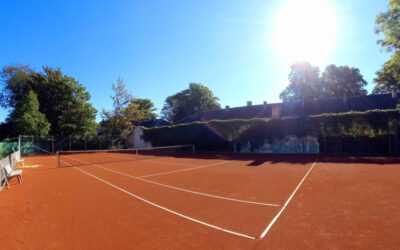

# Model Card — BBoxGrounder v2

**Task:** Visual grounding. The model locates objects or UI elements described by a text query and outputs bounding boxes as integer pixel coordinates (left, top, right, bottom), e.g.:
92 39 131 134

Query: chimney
263 101 267 107
225 105 230 109
247 101 252 106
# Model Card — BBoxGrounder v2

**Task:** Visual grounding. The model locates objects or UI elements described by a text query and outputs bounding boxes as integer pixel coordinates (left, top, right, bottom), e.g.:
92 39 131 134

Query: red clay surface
0 153 399 249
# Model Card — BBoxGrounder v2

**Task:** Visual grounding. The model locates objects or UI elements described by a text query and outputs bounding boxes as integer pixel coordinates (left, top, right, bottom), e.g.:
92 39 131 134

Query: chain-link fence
18 135 115 156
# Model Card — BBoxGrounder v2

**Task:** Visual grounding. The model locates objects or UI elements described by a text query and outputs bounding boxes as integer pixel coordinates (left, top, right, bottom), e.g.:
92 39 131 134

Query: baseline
259 160 318 239
65 156 279 207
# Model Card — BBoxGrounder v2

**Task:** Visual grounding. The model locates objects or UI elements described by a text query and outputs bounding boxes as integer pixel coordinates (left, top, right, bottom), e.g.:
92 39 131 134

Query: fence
319 135 396 155
0 142 18 158
17 135 114 156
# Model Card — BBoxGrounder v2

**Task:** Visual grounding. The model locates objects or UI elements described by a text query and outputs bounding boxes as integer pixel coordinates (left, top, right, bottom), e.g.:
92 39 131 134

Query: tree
10 90 50 136
373 50 400 94
280 62 368 102
321 65 367 98
279 62 322 102
161 83 220 123
374 1 400 94
0 121 16 140
0 65 97 136
101 77 156 146
375 0 400 52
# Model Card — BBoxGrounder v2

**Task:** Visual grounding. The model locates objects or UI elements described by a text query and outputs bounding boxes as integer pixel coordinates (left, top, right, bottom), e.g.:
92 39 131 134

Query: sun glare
273 0 338 68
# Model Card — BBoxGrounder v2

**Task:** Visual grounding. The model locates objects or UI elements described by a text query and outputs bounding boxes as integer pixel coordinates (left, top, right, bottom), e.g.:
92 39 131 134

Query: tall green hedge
142 109 400 152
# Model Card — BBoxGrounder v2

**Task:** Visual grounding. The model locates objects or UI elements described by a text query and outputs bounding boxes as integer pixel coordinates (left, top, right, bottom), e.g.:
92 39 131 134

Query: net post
192 144 195 155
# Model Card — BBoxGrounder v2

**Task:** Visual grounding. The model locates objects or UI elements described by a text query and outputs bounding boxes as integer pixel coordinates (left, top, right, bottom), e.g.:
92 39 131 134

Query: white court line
259 160 318 239
109 155 198 167
139 161 231 178
65 156 279 207
70 165 256 240
142 159 199 167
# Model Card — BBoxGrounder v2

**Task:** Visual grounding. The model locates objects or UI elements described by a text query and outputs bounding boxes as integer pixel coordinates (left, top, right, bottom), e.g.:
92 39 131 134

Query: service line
110 155 199 167
139 161 231 178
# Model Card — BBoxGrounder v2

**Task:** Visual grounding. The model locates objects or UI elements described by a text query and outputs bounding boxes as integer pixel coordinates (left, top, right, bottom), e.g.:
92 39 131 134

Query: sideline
259 160 318 239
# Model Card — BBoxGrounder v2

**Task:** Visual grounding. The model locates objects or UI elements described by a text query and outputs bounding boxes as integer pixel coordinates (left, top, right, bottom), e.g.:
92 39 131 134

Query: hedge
142 109 400 152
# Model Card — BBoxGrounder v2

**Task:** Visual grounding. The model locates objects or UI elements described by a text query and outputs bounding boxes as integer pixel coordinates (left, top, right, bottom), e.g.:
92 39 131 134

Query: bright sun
273 0 338 67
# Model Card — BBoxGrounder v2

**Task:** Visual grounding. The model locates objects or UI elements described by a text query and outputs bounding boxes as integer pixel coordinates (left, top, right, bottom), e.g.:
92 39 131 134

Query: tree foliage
101 77 156 147
373 50 400 94
375 0 400 52
0 65 97 136
321 65 367 98
10 90 50 136
161 83 220 123
280 62 367 102
374 1 400 94
280 62 322 102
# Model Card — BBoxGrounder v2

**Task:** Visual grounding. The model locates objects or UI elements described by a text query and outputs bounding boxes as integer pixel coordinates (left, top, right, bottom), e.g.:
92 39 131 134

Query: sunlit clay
273 0 338 67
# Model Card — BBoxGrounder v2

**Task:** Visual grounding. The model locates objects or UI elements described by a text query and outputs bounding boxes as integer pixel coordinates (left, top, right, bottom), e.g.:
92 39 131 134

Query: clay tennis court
1 152 399 249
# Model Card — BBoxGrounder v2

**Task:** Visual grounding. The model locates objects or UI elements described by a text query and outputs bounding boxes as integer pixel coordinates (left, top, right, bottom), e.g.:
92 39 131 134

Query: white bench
12 148 24 166
3 164 22 188
15 158 24 167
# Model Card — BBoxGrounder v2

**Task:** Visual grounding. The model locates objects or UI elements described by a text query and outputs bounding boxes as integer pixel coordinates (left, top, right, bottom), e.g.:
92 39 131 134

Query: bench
3 164 22 188
12 148 24 166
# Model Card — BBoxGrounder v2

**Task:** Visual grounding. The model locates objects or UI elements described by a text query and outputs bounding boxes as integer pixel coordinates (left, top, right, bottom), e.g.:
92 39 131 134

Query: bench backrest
4 164 12 176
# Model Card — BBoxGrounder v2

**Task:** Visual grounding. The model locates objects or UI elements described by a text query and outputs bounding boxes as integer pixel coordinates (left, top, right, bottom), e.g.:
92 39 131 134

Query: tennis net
56 144 195 168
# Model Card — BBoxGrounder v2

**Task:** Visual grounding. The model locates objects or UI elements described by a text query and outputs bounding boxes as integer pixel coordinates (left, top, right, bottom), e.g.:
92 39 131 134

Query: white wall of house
128 126 152 148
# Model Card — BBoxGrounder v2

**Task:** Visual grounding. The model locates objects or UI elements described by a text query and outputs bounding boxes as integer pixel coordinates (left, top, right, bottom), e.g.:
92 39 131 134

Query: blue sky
0 0 392 123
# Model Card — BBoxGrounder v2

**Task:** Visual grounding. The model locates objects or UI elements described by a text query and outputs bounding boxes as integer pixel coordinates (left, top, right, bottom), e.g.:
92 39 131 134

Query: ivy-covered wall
142 109 400 154
238 136 319 153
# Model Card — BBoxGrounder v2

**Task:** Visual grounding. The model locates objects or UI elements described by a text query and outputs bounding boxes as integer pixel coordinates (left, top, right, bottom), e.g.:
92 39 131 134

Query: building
175 93 400 124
